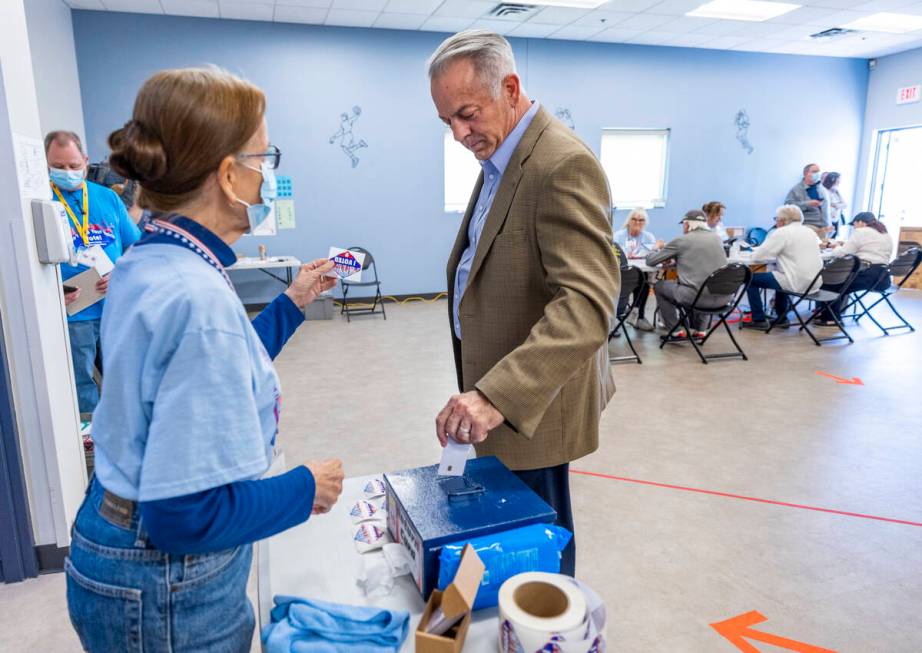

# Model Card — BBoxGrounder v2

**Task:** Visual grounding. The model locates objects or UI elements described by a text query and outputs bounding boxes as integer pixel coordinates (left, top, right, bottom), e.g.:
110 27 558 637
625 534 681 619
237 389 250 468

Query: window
443 131 481 213
599 128 670 210
867 125 922 228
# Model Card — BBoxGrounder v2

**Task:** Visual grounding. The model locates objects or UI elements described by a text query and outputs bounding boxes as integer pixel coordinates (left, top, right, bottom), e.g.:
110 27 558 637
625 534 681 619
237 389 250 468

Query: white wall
855 47 922 211
24 0 86 144
0 0 86 548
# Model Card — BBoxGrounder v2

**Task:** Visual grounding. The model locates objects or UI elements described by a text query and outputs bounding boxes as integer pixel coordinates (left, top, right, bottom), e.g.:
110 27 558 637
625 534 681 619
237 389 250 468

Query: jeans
822 265 890 319
66 478 255 652
746 272 788 322
617 280 651 320
67 319 102 414
513 464 575 577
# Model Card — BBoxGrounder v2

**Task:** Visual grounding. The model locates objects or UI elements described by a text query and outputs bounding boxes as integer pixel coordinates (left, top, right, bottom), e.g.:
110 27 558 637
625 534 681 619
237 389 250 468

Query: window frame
599 127 671 210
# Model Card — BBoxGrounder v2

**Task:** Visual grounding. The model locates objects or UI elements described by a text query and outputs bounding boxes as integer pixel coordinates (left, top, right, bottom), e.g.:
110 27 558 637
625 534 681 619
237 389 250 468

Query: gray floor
2 292 921 652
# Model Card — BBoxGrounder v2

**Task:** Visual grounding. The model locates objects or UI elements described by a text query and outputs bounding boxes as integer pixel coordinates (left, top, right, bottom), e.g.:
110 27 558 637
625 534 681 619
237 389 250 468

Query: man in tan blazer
429 30 620 575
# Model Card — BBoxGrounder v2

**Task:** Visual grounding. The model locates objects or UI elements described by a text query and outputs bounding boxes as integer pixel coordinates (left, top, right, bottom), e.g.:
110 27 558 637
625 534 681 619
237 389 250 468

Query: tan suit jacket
447 106 620 471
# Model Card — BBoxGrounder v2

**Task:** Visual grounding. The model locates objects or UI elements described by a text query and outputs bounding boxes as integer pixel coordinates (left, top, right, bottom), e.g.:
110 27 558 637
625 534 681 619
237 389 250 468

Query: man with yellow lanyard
45 130 141 415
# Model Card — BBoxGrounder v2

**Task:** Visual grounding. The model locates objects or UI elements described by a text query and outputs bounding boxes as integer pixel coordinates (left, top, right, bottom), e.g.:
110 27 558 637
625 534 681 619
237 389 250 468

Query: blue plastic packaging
437 524 573 610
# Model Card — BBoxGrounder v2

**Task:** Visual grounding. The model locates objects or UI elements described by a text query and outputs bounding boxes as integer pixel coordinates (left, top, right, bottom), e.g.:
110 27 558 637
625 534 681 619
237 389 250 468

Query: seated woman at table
703 201 729 241
816 212 893 325
65 67 345 652
742 204 823 331
612 209 661 331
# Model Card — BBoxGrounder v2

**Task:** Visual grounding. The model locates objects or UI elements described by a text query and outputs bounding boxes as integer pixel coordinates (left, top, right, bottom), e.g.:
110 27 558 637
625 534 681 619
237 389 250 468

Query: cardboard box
416 544 485 653
383 456 556 599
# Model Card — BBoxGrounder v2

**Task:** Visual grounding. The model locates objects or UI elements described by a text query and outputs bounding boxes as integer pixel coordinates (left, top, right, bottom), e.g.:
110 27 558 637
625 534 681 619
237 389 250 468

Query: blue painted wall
72 11 868 300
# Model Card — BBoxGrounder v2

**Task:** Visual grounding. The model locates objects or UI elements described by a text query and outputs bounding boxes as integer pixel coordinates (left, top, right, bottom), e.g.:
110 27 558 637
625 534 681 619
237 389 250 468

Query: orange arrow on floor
816 371 863 385
711 611 837 653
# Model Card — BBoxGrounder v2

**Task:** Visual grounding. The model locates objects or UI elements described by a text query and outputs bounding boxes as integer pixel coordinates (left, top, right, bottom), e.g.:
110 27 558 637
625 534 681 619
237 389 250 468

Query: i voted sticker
350 500 380 523
354 523 385 545
364 479 386 498
327 246 365 282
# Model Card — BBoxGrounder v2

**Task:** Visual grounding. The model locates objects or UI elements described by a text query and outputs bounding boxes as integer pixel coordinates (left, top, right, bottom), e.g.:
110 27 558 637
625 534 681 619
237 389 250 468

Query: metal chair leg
721 315 748 361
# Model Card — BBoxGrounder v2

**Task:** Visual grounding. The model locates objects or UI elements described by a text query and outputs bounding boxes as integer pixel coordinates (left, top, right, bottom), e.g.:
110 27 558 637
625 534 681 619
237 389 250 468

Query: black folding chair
766 255 860 345
609 266 645 365
851 247 922 335
659 264 753 364
340 246 386 322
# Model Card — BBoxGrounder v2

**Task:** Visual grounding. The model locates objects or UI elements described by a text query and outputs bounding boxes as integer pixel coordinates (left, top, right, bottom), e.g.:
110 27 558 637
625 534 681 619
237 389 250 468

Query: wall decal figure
330 105 367 168
555 107 575 130
735 109 754 154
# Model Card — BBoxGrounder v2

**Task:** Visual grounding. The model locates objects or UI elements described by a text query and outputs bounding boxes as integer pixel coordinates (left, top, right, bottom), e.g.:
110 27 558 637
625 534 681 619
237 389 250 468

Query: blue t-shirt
92 230 281 502
613 228 657 258
58 180 141 322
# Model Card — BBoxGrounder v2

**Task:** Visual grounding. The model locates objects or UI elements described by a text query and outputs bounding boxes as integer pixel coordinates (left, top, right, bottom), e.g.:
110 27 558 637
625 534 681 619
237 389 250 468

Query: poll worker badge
327 246 365 282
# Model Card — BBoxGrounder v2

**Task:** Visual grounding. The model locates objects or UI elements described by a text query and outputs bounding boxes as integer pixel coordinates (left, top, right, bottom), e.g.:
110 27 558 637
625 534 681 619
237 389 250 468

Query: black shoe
770 318 791 328
814 319 839 327
742 319 771 331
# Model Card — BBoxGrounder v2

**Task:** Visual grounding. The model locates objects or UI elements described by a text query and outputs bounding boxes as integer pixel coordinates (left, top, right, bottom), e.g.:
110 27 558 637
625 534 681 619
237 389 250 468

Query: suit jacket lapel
464 106 552 291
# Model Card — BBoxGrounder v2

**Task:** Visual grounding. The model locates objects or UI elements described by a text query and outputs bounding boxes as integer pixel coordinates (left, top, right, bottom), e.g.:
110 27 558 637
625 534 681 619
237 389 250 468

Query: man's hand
64 288 81 306
95 275 110 295
655 239 665 250
808 199 822 207
435 390 505 446
285 259 337 309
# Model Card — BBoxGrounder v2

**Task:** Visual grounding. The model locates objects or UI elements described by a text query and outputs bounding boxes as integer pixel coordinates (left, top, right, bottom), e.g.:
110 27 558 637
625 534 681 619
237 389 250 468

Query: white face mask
235 161 277 231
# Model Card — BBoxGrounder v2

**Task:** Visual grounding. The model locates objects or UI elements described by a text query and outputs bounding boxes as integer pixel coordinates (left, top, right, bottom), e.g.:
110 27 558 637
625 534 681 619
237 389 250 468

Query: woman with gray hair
742 204 824 330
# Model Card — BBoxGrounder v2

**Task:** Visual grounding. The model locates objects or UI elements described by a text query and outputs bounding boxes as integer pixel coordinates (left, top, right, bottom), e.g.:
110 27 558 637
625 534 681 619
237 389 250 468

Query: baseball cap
679 209 707 224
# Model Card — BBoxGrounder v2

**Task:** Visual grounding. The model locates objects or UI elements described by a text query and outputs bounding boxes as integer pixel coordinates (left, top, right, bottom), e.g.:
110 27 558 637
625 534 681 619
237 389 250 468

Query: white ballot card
438 439 474 477
326 246 365 282
76 245 114 276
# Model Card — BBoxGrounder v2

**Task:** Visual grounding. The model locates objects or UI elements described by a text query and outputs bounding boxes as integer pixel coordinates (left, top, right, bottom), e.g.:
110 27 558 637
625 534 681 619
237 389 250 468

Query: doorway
867 126 922 230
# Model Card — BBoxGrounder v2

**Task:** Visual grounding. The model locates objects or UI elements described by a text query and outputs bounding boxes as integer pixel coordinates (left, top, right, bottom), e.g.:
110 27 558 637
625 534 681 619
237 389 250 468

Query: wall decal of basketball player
555 107 575 130
330 106 367 168
735 109 754 154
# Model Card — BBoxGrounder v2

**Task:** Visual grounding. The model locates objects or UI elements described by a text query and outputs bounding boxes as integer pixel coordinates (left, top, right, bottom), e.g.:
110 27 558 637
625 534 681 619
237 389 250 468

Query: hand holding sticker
327 246 365 282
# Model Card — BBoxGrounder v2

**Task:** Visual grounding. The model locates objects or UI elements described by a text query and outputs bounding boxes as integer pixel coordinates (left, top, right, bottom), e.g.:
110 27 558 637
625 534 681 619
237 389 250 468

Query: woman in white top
742 204 823 330
703 201 729 241
822 172 847 237
819 212 893 323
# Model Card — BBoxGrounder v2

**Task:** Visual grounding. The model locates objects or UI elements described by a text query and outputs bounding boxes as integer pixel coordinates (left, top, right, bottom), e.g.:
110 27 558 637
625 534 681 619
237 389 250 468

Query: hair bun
108 119 167 185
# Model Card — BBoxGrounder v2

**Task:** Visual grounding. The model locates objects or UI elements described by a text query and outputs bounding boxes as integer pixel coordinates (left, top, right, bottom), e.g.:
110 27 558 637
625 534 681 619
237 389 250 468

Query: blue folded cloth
262 595 410 653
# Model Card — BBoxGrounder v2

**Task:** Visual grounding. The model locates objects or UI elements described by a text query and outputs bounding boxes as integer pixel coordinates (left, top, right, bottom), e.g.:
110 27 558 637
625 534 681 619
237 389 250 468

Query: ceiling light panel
687 0 801 22
842 12 922 32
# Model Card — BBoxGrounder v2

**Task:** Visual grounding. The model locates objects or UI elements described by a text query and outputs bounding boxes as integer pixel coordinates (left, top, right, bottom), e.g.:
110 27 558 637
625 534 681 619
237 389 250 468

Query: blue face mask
810 172 821 185
49 167 86 191
236 161 277 232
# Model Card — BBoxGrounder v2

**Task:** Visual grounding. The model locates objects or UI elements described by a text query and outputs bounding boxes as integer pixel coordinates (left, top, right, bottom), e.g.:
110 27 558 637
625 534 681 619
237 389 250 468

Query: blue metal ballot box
383 456 556 598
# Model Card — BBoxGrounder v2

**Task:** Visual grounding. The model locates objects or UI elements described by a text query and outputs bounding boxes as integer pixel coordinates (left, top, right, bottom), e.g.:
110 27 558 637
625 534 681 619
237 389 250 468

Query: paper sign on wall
13 133 52 201
897 84 921 105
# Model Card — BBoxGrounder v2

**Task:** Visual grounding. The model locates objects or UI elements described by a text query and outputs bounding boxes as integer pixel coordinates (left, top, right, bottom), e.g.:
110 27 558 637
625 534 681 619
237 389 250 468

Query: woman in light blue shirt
65 68 345 652
612 208 662 331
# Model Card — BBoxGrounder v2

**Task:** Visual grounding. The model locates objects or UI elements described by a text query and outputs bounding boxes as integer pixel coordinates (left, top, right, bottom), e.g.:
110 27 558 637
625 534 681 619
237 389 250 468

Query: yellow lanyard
52 182 89 248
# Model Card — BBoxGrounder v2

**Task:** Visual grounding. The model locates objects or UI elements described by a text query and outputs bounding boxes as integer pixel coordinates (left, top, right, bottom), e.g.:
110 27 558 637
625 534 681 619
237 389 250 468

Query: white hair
686 221 710 232
426 30 517 97
622 208 648 229
776 204 804 226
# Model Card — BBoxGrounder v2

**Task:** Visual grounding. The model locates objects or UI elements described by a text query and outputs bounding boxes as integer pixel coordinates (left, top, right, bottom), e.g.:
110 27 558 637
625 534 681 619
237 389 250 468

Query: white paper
76 244 114 276
327 246 365 282
438 439 474 477
13 133 52 200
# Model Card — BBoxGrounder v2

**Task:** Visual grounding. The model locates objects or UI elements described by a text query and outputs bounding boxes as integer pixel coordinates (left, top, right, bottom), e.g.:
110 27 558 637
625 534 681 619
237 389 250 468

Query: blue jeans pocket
65 557 143 652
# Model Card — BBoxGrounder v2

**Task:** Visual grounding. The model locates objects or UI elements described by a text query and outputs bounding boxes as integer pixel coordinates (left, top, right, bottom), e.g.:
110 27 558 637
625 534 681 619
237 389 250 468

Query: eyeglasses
237 144 281 170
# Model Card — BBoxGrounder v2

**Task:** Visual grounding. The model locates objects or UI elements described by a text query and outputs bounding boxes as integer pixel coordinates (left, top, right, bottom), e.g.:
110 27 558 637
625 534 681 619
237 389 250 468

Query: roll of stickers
498 573 607 653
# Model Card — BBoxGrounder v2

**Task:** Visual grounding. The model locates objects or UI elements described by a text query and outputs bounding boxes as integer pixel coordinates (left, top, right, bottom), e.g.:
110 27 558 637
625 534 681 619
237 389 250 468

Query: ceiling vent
488 3 540 19
810 27 857 40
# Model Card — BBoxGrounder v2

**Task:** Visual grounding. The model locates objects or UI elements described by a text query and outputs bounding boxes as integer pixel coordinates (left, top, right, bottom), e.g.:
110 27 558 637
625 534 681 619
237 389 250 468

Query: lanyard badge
52 182 90 248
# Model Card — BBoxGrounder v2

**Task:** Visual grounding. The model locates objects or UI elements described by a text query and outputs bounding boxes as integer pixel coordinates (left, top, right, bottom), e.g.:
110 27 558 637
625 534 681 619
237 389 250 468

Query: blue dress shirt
453 101 540 339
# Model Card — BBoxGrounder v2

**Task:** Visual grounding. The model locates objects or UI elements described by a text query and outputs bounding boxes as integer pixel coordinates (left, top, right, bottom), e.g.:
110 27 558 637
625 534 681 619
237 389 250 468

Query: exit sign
897 84 921 105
